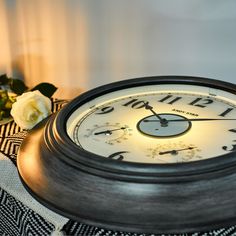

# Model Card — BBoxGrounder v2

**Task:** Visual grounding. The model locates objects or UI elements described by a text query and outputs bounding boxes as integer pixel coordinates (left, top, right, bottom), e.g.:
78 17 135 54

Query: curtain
1 0 236 98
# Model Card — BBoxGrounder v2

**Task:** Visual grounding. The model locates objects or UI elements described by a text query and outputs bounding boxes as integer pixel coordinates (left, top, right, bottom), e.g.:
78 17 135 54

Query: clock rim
49 75 236 180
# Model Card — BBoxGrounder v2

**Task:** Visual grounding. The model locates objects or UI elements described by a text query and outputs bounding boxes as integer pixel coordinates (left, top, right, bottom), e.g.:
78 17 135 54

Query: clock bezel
50 75 236 180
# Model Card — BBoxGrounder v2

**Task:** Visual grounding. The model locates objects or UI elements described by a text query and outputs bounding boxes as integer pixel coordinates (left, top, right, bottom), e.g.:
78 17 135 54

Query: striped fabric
0 188 54 236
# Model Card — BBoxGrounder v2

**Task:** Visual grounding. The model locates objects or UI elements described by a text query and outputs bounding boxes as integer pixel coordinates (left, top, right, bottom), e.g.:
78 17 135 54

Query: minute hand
144 118 236 122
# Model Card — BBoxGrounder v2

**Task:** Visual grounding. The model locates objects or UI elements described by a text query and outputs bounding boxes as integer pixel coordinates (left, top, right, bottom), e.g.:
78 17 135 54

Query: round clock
17 76 236 234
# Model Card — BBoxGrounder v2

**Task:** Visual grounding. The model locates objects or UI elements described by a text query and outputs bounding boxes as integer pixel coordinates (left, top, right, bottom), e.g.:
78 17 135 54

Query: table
1 99 236 236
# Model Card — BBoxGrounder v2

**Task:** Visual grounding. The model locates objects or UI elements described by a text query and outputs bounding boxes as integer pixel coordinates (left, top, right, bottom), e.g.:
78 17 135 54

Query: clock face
66 83 236 164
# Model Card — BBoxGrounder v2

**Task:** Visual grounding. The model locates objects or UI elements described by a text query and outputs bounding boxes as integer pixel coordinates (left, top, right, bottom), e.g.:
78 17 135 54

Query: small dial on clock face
74 122 133 145
146 141 202 163
66 83 236 164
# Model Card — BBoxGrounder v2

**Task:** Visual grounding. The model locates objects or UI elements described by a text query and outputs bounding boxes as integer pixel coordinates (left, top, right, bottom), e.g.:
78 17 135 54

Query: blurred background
0 0 236 98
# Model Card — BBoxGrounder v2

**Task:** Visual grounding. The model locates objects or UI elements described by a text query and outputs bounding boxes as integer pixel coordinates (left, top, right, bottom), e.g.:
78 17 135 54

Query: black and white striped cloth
0 188 54 236
1 99 236 236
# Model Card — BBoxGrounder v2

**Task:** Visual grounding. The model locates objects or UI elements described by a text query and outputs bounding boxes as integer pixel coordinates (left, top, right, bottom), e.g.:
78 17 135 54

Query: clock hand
143 103 168 127
159 146 196 155
94 127 126 135
144 118 236 122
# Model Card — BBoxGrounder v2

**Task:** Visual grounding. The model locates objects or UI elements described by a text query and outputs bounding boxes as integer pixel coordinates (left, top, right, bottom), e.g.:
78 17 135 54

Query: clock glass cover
66 82 236 164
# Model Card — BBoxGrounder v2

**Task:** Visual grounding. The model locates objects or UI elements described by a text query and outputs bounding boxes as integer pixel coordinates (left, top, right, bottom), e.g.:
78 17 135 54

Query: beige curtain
0 0 88 98
1 0 236 98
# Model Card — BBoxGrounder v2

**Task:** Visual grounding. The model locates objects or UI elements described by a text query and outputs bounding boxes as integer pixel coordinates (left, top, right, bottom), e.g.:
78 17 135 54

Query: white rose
10 90 52 130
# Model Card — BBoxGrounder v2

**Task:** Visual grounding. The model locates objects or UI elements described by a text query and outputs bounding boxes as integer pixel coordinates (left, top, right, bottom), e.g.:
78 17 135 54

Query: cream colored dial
67 84 236 163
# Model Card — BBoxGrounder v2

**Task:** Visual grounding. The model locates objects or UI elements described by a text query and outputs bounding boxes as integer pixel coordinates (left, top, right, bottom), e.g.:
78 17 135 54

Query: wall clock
17 76 236 234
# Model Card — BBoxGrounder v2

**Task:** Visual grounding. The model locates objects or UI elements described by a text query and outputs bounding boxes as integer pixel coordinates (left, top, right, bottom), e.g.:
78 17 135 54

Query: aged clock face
66 83 236 164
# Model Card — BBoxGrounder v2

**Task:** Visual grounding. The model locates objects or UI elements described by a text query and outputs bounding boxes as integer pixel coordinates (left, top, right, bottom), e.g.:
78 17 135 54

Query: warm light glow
0 0 88 98
0 1 12 76
2 1 236 98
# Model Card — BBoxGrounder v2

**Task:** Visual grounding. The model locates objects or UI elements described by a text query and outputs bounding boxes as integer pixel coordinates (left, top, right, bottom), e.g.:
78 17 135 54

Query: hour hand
143 103 168 127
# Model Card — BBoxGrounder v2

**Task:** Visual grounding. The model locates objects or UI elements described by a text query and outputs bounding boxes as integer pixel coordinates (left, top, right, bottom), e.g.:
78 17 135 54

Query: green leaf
1 109 11 118
0 90 8 107
31 83 57 98
0 99 5 110
0 74 9 85
9 79 27 95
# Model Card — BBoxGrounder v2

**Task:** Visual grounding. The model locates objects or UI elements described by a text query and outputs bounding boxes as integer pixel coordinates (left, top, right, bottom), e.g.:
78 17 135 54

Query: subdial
146 142 202 163
84 122 133 145
137 114 191 138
